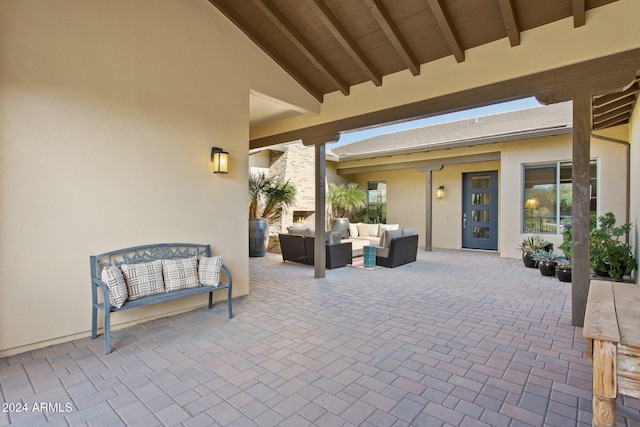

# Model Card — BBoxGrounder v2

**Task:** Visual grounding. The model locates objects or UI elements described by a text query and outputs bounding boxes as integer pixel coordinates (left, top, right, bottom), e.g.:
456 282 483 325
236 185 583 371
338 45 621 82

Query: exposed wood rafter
498 0 521 47
597 93 637 112
363 0 421 76
306 0 382 87
592 78 639 129
593 81 640 108
426 0 465 62
252 0 350 96
593 105 633 126
573 0 586 27
208 0 323 102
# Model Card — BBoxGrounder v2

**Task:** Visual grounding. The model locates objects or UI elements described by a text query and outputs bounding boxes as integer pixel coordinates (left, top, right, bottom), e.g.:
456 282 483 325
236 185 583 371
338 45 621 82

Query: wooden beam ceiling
208 1 634 133
306 0 383 87
208 0 324 101
251 0 350 96
498 0 521 46
363 0 421 76
426 0 465 63
573 0 586 27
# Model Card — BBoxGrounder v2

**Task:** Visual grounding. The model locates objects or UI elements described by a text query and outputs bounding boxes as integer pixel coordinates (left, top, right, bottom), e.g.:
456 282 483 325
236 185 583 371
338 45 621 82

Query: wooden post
572 93 591 327
314 142 327 278
303 134 339 279
425 170 433 251
592 339 617 426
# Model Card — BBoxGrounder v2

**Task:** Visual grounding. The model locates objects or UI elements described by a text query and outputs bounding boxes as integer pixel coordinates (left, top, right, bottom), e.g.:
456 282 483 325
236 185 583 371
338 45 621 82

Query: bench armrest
221 264 232 291
92 277 113 310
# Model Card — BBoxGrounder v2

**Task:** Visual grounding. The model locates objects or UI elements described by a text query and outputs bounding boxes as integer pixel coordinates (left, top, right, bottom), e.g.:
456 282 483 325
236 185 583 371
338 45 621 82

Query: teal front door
462 171 498 250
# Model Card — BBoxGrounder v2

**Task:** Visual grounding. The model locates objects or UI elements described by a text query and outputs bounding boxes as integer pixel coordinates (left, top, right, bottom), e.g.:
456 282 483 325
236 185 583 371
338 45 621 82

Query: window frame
522 159 598 235
366 180 387 224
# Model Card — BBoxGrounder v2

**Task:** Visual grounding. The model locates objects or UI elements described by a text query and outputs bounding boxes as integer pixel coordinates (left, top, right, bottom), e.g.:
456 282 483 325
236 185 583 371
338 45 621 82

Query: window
523 160 597 234
367 181 386 223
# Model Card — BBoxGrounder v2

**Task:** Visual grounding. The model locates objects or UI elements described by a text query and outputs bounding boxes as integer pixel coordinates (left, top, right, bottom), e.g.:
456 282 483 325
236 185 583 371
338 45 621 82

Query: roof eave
335 124 572 162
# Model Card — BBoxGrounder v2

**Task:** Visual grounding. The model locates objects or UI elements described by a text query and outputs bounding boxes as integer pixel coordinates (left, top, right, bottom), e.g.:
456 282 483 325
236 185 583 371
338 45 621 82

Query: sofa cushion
348 222 361 238
121 260 165 300
402 228 414 236
382 229 403 248
162 256 199 292
375 247 390 258
101 265 128 308
287 226 309 235
378 223 400 237
366 223 379 237
199 255 223 287
356 224 370 237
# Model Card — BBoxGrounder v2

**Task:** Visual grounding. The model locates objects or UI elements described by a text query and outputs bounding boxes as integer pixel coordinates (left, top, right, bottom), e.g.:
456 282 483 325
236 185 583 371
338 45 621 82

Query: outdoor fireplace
293 210 314 225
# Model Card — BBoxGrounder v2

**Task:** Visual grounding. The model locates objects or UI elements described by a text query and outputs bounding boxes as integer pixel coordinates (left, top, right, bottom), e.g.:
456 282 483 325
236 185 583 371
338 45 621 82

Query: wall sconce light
435 186 445 199
524 197 539 209
211 147 229 174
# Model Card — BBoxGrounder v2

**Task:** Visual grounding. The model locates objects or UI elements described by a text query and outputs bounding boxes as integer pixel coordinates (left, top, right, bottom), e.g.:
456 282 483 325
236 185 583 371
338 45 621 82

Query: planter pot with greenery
327 183 366 238
531 249 558 277
556 263 572 282
248 172 296 257
517 235 549 269
589 212 637 280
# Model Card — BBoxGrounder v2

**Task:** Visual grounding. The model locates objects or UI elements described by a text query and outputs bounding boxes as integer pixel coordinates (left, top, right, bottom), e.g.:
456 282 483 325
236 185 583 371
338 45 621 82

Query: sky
330 97 543 147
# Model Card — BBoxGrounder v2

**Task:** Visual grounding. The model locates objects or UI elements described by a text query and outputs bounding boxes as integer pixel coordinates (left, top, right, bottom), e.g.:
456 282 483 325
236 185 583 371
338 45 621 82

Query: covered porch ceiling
209 0 639 139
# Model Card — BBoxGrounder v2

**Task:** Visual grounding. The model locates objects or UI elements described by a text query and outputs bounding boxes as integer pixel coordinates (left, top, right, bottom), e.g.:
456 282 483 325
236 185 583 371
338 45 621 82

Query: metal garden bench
90 243 232 354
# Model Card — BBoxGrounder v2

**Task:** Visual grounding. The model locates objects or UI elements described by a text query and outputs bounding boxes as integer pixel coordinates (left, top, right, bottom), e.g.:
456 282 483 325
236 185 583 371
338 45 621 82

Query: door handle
463 213 467 229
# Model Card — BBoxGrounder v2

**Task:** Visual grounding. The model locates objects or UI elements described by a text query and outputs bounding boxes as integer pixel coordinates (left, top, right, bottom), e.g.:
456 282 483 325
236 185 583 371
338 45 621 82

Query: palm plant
327 183 366 219
248 172 296 220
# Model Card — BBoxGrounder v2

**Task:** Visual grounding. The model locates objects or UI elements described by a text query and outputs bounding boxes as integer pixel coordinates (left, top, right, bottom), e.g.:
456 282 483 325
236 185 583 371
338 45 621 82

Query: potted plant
327 183 366 238
249 172 296 257
556 225 572 282
517 235 549 268
531 249 558 276
589 212 637 280
556 261 572 282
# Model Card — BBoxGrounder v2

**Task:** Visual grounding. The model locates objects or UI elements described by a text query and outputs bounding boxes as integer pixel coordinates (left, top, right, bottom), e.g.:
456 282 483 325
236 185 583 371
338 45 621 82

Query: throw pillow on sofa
402 228 414 236
348 222 361 238
366 223 379 237
199 255 223 287
162 256 200 291
101 265 128 308
121 259 165 300
356 224 370 237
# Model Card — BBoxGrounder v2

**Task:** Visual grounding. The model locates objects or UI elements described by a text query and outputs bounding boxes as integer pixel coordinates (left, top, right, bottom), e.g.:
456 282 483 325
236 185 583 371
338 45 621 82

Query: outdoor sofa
278 233 352 269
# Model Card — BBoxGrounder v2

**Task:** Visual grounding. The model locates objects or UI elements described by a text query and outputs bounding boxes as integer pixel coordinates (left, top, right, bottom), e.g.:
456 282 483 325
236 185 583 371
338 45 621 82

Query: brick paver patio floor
2 249 639 426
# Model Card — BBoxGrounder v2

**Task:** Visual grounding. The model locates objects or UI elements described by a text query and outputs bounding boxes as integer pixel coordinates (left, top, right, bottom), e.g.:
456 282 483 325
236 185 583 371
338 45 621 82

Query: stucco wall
501 134 629 259
432 161 501 250
348 169 427 247
0 1 316 355
338 131 629 259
